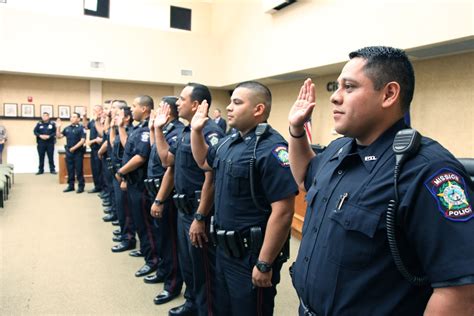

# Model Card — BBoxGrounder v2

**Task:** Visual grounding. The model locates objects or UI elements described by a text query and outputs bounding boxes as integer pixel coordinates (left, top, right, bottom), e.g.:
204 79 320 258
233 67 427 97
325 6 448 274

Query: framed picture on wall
40 104 54 117
21 104 35 118
3 103 18 117
58 105 70 119
74 106 86 118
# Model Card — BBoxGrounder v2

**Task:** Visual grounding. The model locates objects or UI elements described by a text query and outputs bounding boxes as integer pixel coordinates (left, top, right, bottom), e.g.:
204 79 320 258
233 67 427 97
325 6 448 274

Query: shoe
102 214 117 222
103 207 112 214
50 170 57 174
99 192 109 199
76 188 84 193
35 171 44 175
113 228 121 236
168 303 197 316
112 235 123 242
129 250 144 257
111 240 136 253
144 273 165 284
154 290 180 305
111 220 120 226
63 186 74 193
102 201 112 207
88 188 101 193
135 263 157 277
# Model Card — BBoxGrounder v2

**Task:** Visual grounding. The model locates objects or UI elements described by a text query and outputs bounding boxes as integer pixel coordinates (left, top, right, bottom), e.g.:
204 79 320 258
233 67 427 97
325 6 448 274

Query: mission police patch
272 145 290 167
207 133 219 147
141 132 150 142
424 168 473 222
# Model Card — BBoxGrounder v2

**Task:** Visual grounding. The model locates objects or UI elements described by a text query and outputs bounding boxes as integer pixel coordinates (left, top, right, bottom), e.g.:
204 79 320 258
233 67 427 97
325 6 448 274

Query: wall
267 52 474 157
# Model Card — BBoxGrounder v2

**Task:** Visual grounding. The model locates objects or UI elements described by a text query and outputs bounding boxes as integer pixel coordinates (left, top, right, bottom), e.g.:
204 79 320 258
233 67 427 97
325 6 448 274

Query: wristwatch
194 212 206 221
255 260 272 273
116 171 125 179
154 199 163 206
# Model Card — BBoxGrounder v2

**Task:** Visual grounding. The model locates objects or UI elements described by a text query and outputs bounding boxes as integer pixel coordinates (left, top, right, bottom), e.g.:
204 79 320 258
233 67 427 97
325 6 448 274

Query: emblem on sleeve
424 168 472 222
141 132 150 142
272 145 290 167
207 133 219 147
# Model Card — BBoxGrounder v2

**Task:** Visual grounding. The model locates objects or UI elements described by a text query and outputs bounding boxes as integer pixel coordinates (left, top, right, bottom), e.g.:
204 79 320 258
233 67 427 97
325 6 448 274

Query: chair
457 158 474 182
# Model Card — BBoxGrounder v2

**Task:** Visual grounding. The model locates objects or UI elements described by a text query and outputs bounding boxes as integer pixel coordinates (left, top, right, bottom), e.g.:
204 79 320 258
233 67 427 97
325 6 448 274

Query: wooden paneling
58 151 93 184
292 192 306 240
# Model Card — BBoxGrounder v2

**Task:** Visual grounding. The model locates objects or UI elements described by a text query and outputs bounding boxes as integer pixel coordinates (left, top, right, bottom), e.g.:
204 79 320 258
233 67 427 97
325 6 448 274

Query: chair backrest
457 158 474 182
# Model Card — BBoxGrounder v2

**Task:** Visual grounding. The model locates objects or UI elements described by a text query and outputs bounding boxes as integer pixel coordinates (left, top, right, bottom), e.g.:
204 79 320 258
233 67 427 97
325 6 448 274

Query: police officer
190 81 298 315
83 105 104 193
288 47 474 315
110 105 137 253
154 83 224 316
56 112 86 193
34 112 57 174
115 95 159 277
146 97 184 305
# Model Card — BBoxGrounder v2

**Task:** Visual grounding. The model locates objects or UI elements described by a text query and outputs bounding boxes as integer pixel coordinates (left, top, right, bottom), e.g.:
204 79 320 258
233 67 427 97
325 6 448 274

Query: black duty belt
213 225 263 259
144 178 162 197
172 192 200 215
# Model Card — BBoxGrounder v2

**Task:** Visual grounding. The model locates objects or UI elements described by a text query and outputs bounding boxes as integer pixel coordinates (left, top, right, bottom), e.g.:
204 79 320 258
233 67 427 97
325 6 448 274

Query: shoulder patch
424 168 472 222
206 132 220 147
141 131 150 142
272 145 290 167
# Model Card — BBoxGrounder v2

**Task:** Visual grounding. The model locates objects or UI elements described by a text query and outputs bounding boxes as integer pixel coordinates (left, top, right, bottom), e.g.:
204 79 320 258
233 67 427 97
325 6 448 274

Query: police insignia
272 145 290 167
141 132 150 142
207 133 219 147
424 168 472 222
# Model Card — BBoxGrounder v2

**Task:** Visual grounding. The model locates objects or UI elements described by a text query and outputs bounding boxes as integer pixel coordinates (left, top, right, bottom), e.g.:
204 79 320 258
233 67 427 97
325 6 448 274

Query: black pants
176 210 216 316
127 183 159 266
102 159 116 216
215 247 283 316
155 200 183 294
89 148 103 190
65 149 84 188
112 178 136 241
37 142 55 172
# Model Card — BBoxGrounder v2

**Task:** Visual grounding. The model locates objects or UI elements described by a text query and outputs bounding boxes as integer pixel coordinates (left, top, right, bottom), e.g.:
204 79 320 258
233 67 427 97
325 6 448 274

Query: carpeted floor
0 173 300 315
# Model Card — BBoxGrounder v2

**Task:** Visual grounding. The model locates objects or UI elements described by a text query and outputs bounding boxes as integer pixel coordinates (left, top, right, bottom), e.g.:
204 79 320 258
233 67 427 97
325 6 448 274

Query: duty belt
172 191 200 215
212 225 263 259
144 178 161 198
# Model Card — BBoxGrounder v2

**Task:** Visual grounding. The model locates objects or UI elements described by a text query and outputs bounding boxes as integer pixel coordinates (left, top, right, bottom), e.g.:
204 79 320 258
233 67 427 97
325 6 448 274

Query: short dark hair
113 100 128 109
42 112 50 116
123 106 132 119
136 95 154 110
72 112 80 119
235 81 272 119
162 96 179 117
349 46 415 113
187 83 212 107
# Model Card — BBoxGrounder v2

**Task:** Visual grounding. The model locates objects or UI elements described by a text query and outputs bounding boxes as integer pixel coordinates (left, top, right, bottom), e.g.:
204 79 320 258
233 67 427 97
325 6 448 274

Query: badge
48 124 52 129
39 125 44 129
272 145 290 167
424 168 472 222
207 133 219 147
141 132 150 142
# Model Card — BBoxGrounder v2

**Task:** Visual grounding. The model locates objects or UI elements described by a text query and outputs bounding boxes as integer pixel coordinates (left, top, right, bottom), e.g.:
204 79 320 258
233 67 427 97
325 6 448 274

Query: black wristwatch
154 199 163 206
255 260 272 273
194 212 206 221
116 171 125 179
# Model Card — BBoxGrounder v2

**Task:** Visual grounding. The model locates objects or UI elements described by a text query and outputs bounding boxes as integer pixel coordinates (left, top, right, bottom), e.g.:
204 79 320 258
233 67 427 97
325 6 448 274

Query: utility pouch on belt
250 226 263 257
154 178 161 190
106 158 114 171
226 231 244 258
209 216 217 246
194 190 201 207
172 193 192 214
217 230 231 257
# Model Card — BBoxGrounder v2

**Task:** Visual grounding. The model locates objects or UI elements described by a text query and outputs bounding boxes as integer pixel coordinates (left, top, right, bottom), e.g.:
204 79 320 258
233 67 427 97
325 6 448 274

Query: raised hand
116 109 125 127
148 110 156 129
191 100 209 132
288 78 316 127
154 103 170 129
56 118 62 128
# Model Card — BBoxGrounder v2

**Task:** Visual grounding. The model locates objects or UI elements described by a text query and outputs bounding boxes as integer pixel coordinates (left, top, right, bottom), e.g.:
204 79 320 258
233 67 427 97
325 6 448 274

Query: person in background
0 123 7 164
34 112 56 174
83 105 104 193
56 113 86 193
213 108 227 133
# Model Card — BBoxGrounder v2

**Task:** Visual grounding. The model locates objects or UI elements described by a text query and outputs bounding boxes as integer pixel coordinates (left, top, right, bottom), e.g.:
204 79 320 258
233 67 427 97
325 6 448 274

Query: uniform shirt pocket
326 202 382 270
226 164 250 196
302 186 319 236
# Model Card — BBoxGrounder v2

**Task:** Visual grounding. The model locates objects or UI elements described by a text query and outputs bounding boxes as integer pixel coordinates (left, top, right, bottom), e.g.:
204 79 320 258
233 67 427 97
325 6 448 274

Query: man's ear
191 100 200 112
253 103 266 118
381 81 400 109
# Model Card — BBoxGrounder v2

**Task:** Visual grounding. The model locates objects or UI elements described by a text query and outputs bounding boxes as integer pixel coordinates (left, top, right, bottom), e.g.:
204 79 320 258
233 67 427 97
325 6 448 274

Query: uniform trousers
89 148 103 190
215 247 283 316
176 210 216 316
127 183 159 266
112 178 136 241
37 142 55 172
65 149 84 188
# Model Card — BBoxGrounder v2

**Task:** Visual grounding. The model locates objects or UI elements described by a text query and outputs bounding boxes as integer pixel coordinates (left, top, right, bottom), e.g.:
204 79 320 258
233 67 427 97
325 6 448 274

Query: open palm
154 103 170 129
288 78 316 127
191 100 209 132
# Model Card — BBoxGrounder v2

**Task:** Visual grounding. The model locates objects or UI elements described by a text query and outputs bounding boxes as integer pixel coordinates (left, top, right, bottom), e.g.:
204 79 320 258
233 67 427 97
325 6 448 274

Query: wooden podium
58 148 93 184
292 193 306 240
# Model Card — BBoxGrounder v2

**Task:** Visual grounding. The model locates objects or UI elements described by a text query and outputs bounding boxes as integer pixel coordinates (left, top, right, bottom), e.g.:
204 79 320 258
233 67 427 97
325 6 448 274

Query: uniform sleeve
134 130 151 159
34 123 40 136
204 129 224 148
206 141 218 168
400 159 474 284
304 156 320 191
81 127 87 139
260 141 299 204
51 123 57 135
61 127 67 137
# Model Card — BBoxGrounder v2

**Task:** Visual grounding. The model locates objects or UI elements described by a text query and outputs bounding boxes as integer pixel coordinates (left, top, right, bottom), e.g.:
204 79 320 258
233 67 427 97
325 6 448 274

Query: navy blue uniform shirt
122 119 151 177
87 119 100 150
111 125 132 167
147 119 184 179
34 120 56 143
207 126 298 231
170 119 224 197
293 119 474 315
62 124 86 149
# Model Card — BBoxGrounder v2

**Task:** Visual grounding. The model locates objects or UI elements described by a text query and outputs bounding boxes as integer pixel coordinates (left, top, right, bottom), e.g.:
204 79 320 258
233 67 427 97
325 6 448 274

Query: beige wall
267 52 474 157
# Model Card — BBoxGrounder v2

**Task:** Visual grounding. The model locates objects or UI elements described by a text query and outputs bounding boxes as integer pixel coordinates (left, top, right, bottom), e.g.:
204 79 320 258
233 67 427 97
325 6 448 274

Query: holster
105 157 114 171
